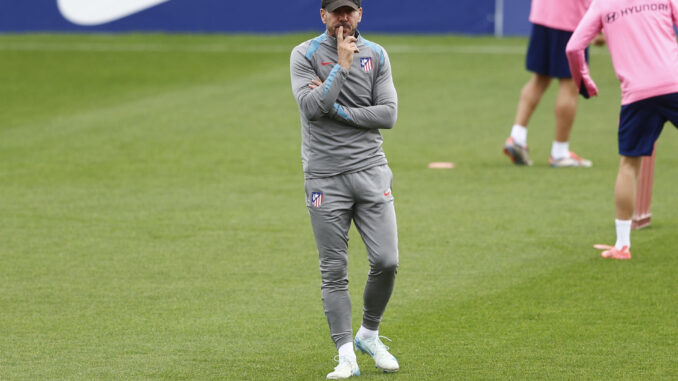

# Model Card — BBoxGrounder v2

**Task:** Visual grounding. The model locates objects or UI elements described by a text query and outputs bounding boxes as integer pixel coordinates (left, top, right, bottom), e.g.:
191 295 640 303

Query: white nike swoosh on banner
57 0 170 26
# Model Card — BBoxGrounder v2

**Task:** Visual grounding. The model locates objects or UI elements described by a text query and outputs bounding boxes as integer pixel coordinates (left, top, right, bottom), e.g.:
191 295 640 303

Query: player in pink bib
503 0 597 167
531 0 592 31
567 0 678 259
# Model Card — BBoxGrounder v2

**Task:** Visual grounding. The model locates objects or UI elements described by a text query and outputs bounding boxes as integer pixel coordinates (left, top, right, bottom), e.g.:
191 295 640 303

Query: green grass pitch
1 33 677 380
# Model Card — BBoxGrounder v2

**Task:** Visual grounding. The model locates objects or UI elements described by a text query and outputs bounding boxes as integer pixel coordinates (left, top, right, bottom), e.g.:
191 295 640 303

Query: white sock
551 141 570 160
357 326 378 339
615 219 632 250
510 125 528 147
338 342 356 361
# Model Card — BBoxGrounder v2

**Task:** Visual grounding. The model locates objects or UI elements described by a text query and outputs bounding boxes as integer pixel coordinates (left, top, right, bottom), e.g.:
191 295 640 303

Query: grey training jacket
290 31 398 179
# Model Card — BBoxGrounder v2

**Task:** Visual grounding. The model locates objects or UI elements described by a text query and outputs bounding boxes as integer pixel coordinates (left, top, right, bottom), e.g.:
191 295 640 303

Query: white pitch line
0 41 291 53
387 45 526 55
0 40 609 55
388 44 608 56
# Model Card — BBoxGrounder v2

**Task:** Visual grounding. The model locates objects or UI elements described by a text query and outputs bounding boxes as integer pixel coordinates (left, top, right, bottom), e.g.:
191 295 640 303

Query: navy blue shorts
619 92 678 156
526 23 588 78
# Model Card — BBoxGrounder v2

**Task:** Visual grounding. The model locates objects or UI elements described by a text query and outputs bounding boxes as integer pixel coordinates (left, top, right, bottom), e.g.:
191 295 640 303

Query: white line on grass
0 41 610 55
0 41 291 53
388 45 526 55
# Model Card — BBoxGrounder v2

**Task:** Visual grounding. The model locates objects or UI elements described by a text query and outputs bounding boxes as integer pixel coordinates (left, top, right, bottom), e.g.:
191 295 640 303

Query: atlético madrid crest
360 57 373 73
311 192 323 207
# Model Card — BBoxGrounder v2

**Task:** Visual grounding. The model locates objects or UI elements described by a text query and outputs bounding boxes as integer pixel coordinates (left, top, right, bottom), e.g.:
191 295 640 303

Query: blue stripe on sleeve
333 103 352 122
305 33 328 60
323 64 342 96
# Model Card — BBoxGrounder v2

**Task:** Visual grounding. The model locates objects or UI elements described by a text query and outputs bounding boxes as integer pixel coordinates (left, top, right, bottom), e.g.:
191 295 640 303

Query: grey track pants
305 165 399 348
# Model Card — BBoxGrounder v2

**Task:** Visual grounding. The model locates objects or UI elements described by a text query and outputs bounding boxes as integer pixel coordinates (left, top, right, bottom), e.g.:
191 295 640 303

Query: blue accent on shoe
354 336 373 356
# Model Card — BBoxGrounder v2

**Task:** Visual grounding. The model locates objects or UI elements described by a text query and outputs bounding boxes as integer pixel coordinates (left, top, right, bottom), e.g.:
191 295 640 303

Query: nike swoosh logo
321 62 335 66
57 0 170 26
384 191 391 196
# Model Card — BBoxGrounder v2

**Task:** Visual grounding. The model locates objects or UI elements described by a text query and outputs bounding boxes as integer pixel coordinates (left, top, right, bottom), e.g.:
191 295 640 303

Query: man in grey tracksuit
290 0 400 378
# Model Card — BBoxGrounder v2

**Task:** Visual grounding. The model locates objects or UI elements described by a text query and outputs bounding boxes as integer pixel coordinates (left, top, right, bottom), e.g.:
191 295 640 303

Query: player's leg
546 23 591 167
504 23 556 165
504 73 551 166
549 78 592 167
515 22 556 132
613 155 642 234
598 155 642 259
554 78 577 143
515 73 552 129
512 74 552 141
305 176 360 378
350 165 399 372
597 96 666 260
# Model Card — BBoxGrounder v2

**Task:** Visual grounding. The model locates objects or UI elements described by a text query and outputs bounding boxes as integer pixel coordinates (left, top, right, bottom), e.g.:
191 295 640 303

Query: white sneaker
354 335 399 373
549 151 592 167
326 356 360 379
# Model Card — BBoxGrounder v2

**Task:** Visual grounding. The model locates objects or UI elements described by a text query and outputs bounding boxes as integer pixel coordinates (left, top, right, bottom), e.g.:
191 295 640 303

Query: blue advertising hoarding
0 0 532 35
